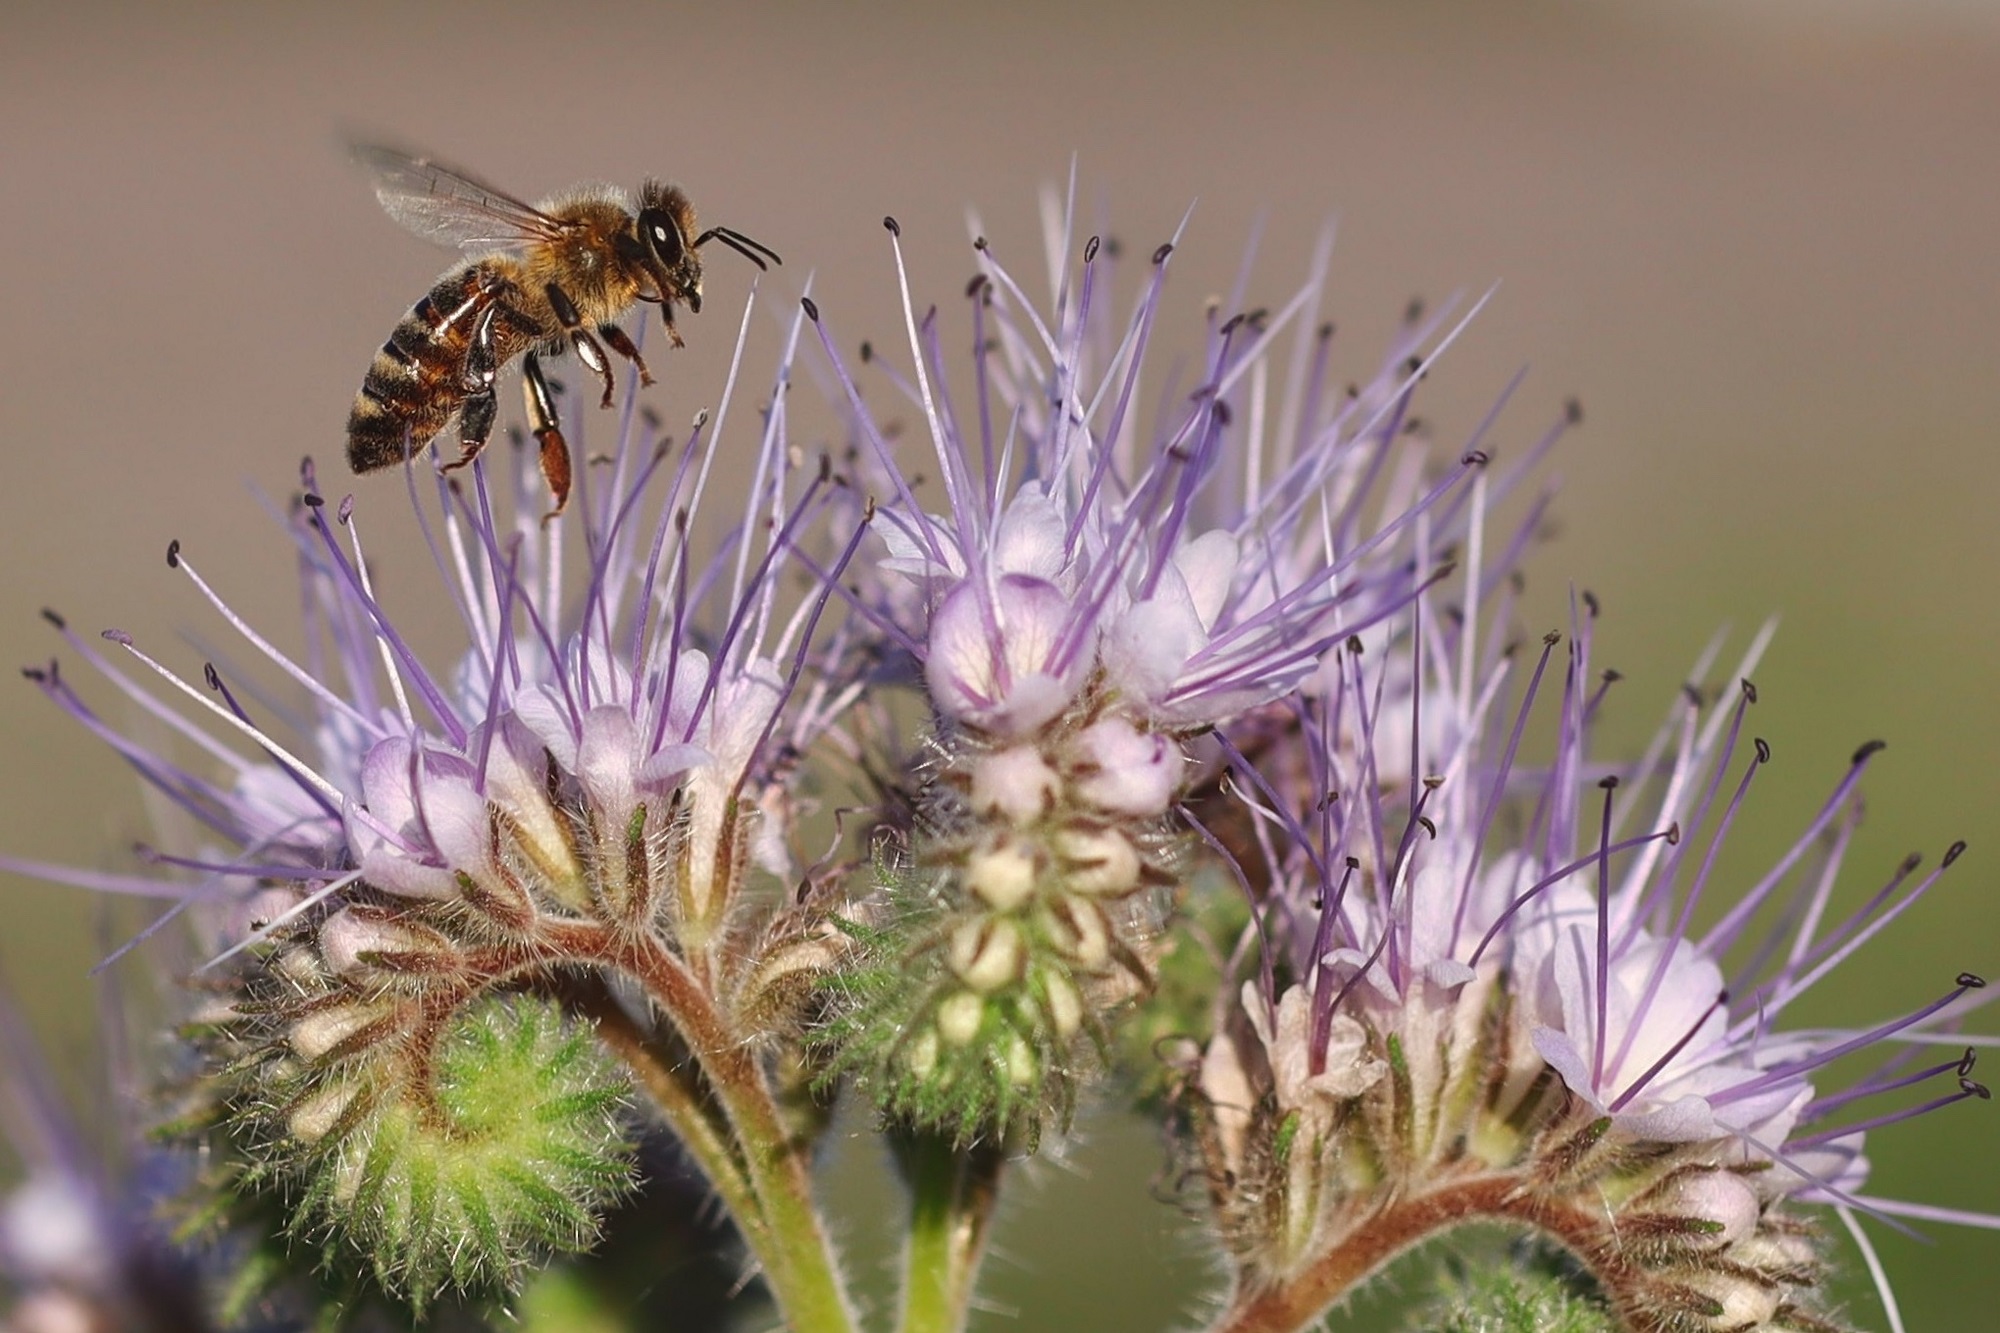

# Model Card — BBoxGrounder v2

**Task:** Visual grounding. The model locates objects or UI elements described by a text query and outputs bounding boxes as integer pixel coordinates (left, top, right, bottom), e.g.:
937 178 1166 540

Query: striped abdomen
346 261 546 473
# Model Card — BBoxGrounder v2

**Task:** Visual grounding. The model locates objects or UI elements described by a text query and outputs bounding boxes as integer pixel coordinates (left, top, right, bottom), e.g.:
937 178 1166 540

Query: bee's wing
352 143 571 254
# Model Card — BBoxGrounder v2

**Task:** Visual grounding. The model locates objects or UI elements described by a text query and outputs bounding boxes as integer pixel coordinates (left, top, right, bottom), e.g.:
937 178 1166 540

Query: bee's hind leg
542 283 617 408
522 350 572 522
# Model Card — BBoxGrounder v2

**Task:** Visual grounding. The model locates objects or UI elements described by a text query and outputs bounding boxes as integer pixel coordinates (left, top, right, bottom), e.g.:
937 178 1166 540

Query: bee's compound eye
639 208 687 268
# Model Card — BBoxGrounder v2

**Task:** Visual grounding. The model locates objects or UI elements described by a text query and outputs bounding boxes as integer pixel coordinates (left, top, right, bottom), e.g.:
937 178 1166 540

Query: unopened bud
287 1079 361 1145
1677 1269 1779 1329
1043 894 1110 968
1041 967 1084 1038
289 1001 389 1062
948 917 1025 993
1053 826 1140 896
936 990 986 1047
969 746 1060 825
318 908 439 976
967 836 1040 911
905 1028 941 1078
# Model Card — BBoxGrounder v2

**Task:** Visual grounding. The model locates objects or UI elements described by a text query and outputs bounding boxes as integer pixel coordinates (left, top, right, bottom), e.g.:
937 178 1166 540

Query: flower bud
936 991 986 1047
969 746 1061 824
948 918 1025 993
1052 825 1141 896
966 835 1041 911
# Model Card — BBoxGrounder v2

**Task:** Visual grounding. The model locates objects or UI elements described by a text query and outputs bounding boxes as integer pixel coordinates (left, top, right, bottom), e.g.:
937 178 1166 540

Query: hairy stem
1205 1172 1658 1333
548 924 858 1333
894 1131 1007 1333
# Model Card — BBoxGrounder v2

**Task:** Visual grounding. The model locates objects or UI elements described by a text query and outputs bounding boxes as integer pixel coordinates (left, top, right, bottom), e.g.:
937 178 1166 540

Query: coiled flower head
807 197 1567 1144
1184 581 1994 1331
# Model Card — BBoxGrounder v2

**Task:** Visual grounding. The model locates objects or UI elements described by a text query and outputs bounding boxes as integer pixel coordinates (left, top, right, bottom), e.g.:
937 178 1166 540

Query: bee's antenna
695 227 783 270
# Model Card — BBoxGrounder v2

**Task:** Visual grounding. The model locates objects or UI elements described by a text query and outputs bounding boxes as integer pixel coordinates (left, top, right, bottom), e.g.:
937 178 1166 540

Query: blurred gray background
2 2 1995 1328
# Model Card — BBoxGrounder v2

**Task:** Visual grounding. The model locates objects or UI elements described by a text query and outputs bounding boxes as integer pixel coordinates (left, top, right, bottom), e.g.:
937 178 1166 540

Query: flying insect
345 144 778 515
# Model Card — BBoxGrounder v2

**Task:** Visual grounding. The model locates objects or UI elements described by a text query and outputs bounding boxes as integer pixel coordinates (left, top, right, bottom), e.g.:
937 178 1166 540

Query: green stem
549 924 858 1333
895 1132 1006 1333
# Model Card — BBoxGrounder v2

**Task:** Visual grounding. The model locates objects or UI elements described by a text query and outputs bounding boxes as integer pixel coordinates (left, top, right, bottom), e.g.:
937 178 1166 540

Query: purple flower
7 287 861 954
1194 578 1997 1327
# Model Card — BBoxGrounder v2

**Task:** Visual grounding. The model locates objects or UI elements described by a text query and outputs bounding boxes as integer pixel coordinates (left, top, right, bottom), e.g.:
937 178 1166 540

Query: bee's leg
596 323 655 387
441 305 504 473
658 301 685 351
522 349 572 522
542 283 617 409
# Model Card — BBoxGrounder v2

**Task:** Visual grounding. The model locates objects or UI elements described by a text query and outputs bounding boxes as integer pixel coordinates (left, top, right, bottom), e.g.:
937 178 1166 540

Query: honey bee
346 144 779 516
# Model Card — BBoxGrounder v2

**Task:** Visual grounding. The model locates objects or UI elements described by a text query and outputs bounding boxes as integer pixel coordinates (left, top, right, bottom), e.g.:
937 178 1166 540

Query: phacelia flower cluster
3 179 1990 1333
1182 586 1994 1333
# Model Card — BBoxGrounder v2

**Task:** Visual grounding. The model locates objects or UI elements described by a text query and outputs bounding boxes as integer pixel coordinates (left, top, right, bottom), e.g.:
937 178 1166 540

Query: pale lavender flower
1192 572 1997 1330
5 287 860 960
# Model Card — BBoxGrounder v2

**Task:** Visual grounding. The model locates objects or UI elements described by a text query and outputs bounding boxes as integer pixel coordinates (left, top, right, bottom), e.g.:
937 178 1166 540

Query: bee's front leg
597 323 654 387
442 304 504 472
522 349 572 522
543 283 617 409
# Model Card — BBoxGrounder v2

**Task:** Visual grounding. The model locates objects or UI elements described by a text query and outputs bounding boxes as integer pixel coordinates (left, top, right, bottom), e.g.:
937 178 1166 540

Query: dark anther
1603 668 1624 683
1212 399 1233 426
1665 822 1682 845
800 296 820 322
817 452 833 484
1682 682 1704 708
39 609 63 630
1346 855 1361 870
101 630 133 645
1958 972 1987 989
1943 840 1968 866
1963 1078 1992 1100
860 341 873 363
1317 789 1340 810
1152 242 1174 264
1423 774 1445 790
1599 775 1620 790
1754 738 1772 764
1582 590 1600 617
1346 635 1365 655
1543 630 1562 647
1852 738 1887 764
1103 236 1123 258
1084 235 1100 263
1959 1048 1979 1076
302 492 325 509
1417 816 1437 839
966 273 988 298
1404 297 1425 324
1901 852 1924 874
203 663 221 690
883 215 901 237
973 235 988 251
1740 678 1758 703
1220 313 1245 336
692 407 710 429
165 540 181 569
640 405 663 430
1461 449 1490 467
1246 307 1268 329
338 496 355 524
1403 416 1425 435
1565 397 1585 425
20 667 45 682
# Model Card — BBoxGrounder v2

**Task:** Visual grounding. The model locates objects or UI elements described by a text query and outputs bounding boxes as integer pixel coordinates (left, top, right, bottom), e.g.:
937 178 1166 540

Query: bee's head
632 181 704 314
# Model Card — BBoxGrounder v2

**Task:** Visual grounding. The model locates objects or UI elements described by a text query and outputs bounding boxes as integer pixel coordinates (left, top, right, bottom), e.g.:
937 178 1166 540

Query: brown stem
1207 1172 1663 1333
